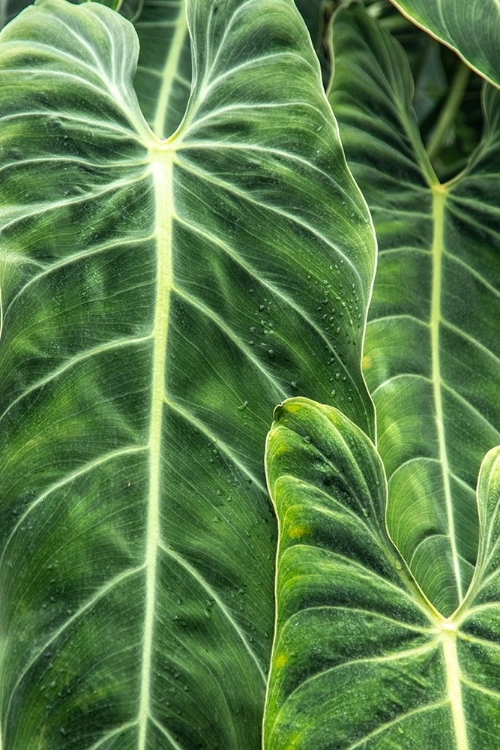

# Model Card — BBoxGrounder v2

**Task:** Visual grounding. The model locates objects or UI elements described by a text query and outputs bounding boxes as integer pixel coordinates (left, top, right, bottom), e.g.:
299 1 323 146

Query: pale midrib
431 187 463 601
137 154 174 748
441 629 468 750
152 3 188 138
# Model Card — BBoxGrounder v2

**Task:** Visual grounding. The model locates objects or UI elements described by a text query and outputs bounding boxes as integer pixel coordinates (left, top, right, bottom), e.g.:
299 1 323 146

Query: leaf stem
427 62 470 163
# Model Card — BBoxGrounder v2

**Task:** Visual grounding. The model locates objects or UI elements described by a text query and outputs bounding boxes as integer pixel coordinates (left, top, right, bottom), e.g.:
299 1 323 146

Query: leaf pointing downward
0 0 375 746
328 4 500 617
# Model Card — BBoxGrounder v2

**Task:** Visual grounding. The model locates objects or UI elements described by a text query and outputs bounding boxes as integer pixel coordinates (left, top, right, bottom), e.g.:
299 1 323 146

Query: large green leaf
328 4 500 617
264 397 500 748
388 0 500 89
0 0 375 745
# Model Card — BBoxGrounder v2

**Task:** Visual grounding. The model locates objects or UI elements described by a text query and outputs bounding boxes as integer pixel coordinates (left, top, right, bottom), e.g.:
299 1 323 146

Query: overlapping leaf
0 0 143 28
133 0 334 141
264 397 500 748
0 0 375 746
134 0 191 139
389 0 500 89
328 4 500 616
1 0 335 142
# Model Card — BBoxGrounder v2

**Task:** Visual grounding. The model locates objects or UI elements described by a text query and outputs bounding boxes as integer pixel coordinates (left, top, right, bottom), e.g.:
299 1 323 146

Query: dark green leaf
0 0 375 745
328 4 500 617
265 397 500 748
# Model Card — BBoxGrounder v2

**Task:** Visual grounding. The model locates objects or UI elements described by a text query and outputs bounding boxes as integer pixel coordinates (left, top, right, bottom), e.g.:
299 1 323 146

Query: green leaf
2 0 189 135
294 0 334 86
1 0 145 28
0 0 375 745
328 4 500 617
264 397 500 748
133 0 335 141
134 0 191 139
388 0 500 89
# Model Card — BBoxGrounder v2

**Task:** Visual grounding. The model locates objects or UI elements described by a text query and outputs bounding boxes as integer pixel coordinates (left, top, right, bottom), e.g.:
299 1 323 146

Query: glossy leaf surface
265 397 500 749
389 0 500 89
328 5 500 616
0 0 375 746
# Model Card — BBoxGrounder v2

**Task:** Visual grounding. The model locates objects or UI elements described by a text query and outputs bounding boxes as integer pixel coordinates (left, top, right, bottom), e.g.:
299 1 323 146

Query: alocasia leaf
0 0 375 745
134 0 192 139
328 4 500 617
133 0 335 142
1 0 191 137
264 397 500 748
388 0 500 90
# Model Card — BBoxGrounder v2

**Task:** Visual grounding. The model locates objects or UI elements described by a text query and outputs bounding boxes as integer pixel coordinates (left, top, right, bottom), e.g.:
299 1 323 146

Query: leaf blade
0 0 376 745
328 3 500 616
389 0 500 89
264 398 500 748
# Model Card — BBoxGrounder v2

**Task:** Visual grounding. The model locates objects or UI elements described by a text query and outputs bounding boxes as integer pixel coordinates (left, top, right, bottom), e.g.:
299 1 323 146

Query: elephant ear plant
0 0 499 749
266 4 500 749
0 0 375 746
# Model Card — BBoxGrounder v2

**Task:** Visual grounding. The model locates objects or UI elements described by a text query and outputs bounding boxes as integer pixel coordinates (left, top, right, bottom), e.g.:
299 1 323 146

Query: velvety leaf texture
0 0 375 746
328 4 500 617
265 398 500 749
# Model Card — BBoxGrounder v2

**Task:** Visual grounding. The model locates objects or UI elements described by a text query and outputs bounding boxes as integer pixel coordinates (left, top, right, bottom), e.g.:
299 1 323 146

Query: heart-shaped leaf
0 0 375 745
265 397 500 748
328 4 500 617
